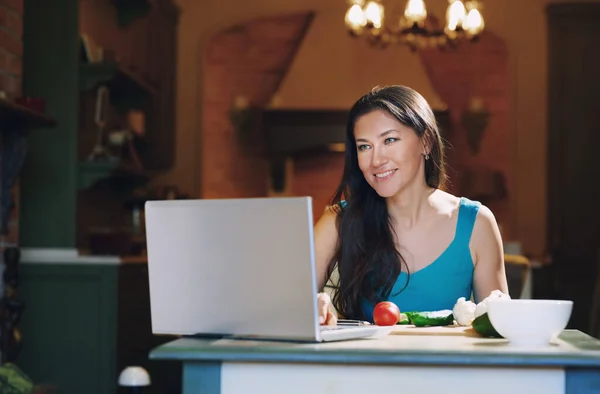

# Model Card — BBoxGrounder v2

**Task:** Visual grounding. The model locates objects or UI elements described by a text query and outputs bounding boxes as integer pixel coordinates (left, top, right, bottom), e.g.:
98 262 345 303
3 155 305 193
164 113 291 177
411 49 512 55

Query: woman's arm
470 205 509 303
314 206 339 291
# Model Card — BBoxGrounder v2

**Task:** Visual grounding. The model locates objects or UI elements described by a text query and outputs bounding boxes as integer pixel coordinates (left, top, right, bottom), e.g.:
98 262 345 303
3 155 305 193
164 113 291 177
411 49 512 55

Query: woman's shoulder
470 203 498 233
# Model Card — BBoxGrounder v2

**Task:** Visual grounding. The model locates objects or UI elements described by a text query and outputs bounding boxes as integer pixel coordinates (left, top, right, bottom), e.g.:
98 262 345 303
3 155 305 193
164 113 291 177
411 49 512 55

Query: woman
315 85 508 325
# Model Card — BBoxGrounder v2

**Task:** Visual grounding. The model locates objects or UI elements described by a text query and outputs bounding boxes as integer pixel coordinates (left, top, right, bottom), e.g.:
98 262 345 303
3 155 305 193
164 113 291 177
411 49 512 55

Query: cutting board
390 324 480 337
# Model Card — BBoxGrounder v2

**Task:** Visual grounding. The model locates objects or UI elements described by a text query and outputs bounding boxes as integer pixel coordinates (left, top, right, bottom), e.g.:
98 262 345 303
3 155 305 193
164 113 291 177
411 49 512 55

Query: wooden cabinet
18 2 181 388
17 262 181 394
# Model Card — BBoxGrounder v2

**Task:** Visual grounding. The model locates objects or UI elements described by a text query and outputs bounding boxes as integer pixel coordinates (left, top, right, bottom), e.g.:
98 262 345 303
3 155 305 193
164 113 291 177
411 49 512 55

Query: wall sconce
461 97 490 154
228 95 261 144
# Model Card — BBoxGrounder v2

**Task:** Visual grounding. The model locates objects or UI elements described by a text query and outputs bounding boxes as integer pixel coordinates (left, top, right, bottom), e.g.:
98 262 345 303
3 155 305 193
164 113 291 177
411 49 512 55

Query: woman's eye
384 137 398 144
357 144 371 151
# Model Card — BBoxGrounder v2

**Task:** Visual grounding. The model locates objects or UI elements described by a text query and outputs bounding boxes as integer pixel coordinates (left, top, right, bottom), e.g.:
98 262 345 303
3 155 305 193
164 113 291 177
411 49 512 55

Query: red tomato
373 301 400 326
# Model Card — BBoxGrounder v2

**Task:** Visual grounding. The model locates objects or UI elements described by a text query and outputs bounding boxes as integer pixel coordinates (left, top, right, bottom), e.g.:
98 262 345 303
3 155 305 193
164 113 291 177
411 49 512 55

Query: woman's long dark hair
325 85 447 320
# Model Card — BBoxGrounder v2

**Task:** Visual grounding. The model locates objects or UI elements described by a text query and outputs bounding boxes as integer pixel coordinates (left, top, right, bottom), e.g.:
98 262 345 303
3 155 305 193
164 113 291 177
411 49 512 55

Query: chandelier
344 0 485 51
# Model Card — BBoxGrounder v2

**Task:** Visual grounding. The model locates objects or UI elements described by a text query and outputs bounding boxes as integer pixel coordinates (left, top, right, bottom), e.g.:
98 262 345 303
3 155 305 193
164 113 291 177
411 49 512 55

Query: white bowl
487 299 573 346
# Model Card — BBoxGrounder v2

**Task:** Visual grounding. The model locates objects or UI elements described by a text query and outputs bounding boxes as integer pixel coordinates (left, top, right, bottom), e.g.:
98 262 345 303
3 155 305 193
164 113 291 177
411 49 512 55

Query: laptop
144 196 386 342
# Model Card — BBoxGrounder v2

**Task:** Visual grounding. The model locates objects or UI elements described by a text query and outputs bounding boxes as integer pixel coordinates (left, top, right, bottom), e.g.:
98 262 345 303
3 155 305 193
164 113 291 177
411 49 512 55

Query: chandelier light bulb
364 0 384 29
404 0 427 24
464 2 484 36
446 0 467 31
345 4 368 31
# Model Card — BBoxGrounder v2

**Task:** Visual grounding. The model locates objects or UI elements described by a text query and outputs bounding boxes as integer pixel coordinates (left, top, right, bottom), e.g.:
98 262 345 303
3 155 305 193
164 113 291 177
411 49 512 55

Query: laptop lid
145 197 322 341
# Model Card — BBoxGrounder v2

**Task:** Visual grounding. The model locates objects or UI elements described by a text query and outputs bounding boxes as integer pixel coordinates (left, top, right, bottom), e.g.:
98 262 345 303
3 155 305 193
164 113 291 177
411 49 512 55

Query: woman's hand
317 292 338 326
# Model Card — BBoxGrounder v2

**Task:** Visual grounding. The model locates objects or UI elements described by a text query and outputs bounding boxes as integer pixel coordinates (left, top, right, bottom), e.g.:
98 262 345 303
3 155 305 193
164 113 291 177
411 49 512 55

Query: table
150 328 600 394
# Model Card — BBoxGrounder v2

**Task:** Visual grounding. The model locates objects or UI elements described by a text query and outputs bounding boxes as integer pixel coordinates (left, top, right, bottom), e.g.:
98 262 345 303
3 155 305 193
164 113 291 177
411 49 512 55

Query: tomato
373 301 400 326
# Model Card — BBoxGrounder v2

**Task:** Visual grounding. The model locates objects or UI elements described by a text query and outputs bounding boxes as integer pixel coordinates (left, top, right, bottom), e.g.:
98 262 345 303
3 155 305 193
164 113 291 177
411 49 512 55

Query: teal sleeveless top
339 197 480 322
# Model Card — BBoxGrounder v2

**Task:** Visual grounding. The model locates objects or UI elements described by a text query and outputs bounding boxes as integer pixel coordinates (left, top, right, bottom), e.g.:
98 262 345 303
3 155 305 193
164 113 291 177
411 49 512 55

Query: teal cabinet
17 262 181 394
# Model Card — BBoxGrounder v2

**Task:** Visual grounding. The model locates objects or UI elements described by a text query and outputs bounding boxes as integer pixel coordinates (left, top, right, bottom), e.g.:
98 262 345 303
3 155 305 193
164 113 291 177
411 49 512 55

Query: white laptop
144 196 385 342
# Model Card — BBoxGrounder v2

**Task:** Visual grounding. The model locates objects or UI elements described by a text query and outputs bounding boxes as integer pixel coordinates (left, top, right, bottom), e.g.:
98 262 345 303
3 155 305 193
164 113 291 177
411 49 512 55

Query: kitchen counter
17 248 178 394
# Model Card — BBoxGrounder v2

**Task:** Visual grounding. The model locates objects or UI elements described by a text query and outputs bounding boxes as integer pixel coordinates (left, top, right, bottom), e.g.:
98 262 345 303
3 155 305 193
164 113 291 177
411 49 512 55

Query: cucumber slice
471 313 503 338
398 313 410 325
406 310 454 327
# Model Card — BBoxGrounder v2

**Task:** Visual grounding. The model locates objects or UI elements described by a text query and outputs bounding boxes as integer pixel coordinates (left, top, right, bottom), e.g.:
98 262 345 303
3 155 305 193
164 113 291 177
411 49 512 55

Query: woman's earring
425 153 430 160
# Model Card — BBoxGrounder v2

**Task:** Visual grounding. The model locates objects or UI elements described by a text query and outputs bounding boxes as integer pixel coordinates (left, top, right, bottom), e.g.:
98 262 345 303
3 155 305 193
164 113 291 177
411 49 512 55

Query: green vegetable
405 310 454 327
471 313 503 338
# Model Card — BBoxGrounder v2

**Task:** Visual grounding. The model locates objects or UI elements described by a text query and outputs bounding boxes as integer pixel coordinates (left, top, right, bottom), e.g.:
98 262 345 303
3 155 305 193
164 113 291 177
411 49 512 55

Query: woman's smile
374 169 398 180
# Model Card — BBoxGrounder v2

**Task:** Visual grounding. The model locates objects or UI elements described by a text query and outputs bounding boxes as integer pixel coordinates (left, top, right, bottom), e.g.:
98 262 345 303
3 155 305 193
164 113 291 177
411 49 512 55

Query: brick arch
419 32 511 234
200 12 314 198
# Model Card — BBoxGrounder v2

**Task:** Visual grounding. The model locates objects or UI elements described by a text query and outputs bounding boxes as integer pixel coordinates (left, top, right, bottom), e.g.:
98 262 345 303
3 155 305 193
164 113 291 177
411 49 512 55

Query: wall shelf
0 99 57 130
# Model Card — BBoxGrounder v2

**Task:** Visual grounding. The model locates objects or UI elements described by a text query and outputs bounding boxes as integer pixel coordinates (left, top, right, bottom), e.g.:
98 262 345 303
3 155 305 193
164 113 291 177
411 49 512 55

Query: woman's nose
372 147 388 167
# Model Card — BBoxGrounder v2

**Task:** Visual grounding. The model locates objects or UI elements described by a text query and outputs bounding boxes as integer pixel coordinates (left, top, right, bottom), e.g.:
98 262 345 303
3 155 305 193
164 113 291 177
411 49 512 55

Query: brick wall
0 0 22 99
201 12 313 198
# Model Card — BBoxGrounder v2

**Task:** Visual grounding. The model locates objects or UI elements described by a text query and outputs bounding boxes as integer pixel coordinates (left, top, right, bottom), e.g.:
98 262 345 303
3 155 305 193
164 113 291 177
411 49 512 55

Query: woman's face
354 109 426 198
